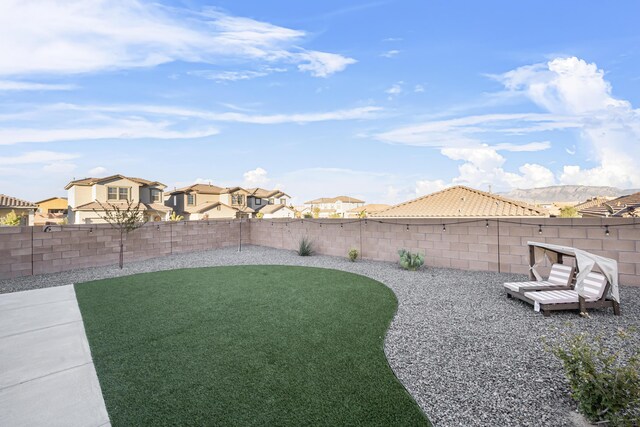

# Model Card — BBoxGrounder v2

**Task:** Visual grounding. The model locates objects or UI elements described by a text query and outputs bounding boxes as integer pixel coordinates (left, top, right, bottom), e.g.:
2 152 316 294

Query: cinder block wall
0 220 247 279
1 217 638 286
249 218 640 286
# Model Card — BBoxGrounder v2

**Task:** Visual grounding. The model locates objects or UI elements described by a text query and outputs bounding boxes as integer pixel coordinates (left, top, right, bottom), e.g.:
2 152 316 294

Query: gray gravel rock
2 245 638 427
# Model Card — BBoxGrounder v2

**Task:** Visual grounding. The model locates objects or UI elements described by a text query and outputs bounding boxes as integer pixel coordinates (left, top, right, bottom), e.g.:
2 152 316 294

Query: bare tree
94 200 147 269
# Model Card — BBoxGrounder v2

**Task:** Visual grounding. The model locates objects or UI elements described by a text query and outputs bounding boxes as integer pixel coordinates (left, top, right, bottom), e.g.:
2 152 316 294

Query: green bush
302 212 313 219
328 213 342 218
551 330 640 426
348 248 358 262
0 210 22 226
298 237 314 256
397 249 425 271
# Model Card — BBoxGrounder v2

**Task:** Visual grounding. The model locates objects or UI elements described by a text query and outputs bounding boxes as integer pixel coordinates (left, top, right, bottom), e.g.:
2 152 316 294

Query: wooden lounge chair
504 263 574 303
523 271 621 317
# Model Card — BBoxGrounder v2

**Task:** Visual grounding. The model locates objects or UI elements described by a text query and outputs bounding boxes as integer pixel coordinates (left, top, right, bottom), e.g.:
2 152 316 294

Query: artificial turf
75 265 430 426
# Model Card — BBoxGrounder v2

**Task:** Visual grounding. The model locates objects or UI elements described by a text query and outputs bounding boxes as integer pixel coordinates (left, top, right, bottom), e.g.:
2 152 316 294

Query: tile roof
0 194 37 209
578 192 640 217
371 186 548 218
347 204 391 213
74 201 171 212
573 197 614 211
171 184 226 195
305 196 365 204
259 204 294 214
65 175 166 190
246 187 289 199
182 202 254 214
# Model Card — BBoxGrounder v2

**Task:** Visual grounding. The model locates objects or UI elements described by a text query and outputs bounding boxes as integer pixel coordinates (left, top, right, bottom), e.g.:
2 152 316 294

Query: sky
1 0 639 205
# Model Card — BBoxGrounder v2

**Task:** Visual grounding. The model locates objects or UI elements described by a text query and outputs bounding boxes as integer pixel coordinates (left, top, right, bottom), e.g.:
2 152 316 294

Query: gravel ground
2 245 638 427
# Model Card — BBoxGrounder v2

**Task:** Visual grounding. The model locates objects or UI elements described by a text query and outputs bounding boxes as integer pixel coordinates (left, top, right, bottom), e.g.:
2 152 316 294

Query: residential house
0 194 37 226
304 196 365 218
65 175 171 224
165 184 254 220
246 188 294 218
256 204 297 218
35 197 68 225
578 193 640 217
346 204 391 218
371 186 548 218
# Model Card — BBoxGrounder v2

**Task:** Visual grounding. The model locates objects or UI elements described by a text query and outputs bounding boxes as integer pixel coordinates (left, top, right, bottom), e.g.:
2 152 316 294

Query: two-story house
246 188 295 218
165 184 254 220
304 196 365 218
65 175 171 224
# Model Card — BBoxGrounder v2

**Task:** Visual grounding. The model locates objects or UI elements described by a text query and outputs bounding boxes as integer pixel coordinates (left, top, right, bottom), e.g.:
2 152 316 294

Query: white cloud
380 50 400 58
415 179 446 196
243 167 270 187
385 82 403 99
414 84 425 93
0 80 76 91
0 150 80 165
88 166 108 176
296 51 357 78
375 56 640 189
43 162 76 174
497 56 640 187
382 37 403 42
0 1 355 78
0 103 382 144
189 70 269 82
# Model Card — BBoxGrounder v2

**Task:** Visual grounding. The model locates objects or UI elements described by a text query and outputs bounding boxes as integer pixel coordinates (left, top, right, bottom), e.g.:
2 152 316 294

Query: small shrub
302 212 312 219
328 213 342 218
256 212 264 219
348 248 358 262
397 249 425 271
169 211 184 222
551 330 640 426
298 237 314 256
0 210 22 226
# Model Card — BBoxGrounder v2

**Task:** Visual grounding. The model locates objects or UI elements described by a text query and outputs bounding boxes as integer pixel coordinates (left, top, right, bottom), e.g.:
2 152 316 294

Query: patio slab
0 285 110 427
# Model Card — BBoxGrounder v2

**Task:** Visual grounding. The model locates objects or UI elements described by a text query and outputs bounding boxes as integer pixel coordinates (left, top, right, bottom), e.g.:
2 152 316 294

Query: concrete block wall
0 220 247 279
1 217 638 286
249 217 640 286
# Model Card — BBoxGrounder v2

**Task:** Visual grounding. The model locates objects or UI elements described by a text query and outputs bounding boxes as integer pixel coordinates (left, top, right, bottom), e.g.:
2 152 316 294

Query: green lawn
75 265 430 426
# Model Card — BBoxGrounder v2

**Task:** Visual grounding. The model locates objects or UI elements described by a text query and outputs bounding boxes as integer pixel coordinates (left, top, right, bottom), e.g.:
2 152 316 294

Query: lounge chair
523 271 621 317
504 263 574 303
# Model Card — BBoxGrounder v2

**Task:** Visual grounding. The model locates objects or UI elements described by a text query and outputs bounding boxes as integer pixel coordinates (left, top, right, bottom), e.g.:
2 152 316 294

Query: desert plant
0 210 22 226
397 249 425 271
303 212 313 219
328 212 342 219
560 206 579 218
348 248 359 262
298 237 314 256
94 200 147 269
358 210 367 218
256 212 264 219
312 207 320 218
551 329 640 426
169 211 184 222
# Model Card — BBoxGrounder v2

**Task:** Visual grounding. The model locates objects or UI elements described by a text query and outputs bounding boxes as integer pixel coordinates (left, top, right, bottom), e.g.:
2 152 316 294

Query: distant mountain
500 185 640 204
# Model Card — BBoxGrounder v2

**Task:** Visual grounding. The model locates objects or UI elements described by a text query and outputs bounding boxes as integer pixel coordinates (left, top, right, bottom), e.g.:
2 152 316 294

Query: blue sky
1 0 639 204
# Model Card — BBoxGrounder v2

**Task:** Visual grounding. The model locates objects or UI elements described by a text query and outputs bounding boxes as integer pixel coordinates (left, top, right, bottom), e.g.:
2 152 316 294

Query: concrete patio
0 285 110 427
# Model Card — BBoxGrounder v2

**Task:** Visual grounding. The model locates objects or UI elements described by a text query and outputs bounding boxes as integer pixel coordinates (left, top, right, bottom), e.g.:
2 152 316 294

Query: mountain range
500 185 640 204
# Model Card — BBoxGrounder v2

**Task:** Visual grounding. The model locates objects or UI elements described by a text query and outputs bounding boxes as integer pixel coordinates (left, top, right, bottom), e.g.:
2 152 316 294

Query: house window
151 189 161 203
187 194 195 205
107 186 130 201
256 198 262 205
107 187 118 200
232 195 244 205
118 187 130 201
269 198 274 205
280 198 286 205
